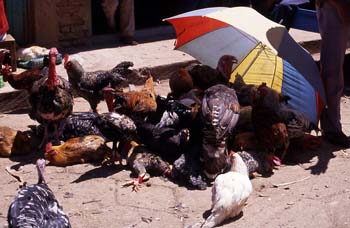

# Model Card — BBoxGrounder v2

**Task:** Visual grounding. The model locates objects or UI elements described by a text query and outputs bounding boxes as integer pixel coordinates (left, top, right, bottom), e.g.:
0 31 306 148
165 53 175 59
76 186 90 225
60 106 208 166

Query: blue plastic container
290 8 319 33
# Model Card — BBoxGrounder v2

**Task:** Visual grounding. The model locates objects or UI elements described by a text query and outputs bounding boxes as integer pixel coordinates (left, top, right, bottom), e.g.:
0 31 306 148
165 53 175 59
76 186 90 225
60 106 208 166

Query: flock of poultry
0 48 322 228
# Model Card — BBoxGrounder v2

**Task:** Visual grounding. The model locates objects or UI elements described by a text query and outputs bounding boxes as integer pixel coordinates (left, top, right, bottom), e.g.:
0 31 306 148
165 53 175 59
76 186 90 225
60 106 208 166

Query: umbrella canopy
165 6 325 124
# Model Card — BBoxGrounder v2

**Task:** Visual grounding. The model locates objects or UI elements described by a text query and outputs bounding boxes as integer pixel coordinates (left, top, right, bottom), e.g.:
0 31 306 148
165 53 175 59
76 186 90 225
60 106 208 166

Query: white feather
202 153 252 228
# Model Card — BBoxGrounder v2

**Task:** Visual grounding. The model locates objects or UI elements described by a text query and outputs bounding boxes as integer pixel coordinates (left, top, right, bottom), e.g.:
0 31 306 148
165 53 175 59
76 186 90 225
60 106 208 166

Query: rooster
7 159 71 228
104 73 157 120
64 55 129 112
29 48 73 147
202 151 252 228
200 84 240 180
45 135 113 166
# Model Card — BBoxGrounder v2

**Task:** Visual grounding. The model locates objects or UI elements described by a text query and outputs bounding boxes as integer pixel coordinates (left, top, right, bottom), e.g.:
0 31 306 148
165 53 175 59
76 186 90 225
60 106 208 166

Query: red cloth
0 0 9 35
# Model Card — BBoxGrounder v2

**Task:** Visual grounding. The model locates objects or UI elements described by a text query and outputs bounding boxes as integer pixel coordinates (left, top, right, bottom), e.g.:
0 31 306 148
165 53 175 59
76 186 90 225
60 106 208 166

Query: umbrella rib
241 43 266 78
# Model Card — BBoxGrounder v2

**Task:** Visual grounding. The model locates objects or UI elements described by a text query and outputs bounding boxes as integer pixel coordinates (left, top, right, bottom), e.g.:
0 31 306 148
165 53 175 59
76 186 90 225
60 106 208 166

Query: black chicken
134 120 190 163
156 88 203 130
64 55 130 112
29 48 73 147
7 159 71 228
200 84 240 180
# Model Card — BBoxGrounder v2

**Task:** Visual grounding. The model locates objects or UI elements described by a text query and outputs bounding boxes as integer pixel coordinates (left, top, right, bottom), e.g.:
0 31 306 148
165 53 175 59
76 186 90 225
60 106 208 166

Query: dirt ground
1 30 350 228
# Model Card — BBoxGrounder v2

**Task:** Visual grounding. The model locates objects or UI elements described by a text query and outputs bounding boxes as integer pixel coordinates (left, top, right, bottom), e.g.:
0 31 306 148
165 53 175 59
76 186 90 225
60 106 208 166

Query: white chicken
202 151 252 228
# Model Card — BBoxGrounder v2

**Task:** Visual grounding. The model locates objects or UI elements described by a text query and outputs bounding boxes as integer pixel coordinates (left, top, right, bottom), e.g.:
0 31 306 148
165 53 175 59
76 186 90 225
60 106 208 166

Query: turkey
200 84 240 180
7 159 71 228
29 47 73 147
202 151 252 228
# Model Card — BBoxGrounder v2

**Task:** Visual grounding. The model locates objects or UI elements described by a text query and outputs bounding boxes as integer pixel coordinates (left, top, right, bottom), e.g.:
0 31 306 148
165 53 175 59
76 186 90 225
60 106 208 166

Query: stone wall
33 0 92 47
56 0 91 47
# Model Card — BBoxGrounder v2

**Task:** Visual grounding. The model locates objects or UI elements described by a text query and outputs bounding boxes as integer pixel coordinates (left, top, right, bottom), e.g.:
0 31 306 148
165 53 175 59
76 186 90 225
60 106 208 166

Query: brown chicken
251 83 290 164
188 55 238 91
0 126 32 157
45 135 113 166
169 67 194 98
64 55 129 112
122 141 172 192
1 65 45 91
104 73 157 120
29 48 73 147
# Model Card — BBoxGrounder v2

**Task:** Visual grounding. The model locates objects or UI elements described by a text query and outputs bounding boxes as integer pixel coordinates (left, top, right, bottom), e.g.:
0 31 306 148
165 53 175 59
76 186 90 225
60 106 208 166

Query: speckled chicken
237 150 274 177
122 141 172 192
64 55 129 112
29 48 73 147
104 73 157 120
202 152 252 228
7 159 71 228
201 84 240 180
45 135 113 166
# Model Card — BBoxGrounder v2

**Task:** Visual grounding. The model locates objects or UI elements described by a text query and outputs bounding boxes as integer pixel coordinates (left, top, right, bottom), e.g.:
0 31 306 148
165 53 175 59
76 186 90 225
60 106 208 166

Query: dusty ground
1 29 350 228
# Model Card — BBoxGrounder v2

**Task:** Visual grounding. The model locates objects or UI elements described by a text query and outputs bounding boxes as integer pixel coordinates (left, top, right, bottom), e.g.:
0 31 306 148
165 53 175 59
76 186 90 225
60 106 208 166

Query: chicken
104 73 157 120
60 112 104 141
134 120 190 163
0 126 32 157
201 84 240 180
235 105 253 133
156 89 202 130
231 74 258 106
1 65 46 91
29 47 73 147
64 55 128 112
122 141 172 192
45 135 113 166
251 83 290 163
170 146 208 190
7 159 71 228
202 152 252 228
278 107 321 150
237 150 274 177
169 67 194 98
189 55 238 91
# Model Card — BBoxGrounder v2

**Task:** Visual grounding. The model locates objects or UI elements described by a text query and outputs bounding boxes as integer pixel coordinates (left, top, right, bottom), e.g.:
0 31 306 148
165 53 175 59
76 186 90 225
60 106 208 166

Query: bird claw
122 179 142 192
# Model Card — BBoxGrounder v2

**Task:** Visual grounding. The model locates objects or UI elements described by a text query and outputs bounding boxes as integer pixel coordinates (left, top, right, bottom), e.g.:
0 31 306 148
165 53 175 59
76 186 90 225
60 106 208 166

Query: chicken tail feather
202 209 226 228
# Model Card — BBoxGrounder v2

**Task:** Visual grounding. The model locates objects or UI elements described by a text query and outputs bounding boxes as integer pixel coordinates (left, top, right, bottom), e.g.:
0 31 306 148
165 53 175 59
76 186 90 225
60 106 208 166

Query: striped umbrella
165 6 325 124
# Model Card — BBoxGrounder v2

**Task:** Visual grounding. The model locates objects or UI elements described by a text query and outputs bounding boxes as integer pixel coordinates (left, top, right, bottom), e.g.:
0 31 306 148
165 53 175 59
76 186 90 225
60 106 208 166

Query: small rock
141 216 152 223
